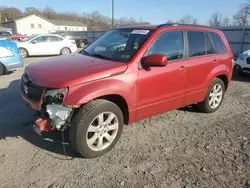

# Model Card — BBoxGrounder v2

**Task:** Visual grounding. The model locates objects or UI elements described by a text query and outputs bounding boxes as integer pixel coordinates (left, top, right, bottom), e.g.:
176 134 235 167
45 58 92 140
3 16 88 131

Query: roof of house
49 19 86 27
2 14 86 27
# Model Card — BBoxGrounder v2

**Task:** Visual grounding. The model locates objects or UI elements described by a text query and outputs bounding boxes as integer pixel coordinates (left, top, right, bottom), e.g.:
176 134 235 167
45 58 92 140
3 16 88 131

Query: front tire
69 99 124 158
197 78 225 113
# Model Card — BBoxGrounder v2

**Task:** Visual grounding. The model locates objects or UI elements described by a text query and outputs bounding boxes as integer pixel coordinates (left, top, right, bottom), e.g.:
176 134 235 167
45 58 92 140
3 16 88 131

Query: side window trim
143 30 185 63
205 32 216 54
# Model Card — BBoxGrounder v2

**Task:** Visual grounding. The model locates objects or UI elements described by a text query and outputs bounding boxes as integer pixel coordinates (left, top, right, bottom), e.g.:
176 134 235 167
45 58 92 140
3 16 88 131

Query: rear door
47 36 64 54
184 31 217 105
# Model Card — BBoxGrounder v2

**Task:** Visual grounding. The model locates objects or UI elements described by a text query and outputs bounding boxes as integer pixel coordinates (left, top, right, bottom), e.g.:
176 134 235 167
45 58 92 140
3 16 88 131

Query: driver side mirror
143 54 168 67
32 40 37 44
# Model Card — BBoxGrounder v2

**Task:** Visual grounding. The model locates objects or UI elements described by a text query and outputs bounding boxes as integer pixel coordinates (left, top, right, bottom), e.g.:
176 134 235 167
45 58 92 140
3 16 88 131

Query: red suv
21 24 233 158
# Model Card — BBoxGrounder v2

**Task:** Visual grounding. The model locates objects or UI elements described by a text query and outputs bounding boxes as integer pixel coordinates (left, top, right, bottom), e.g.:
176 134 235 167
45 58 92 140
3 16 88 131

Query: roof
117 23 219 32
2 14 86 27
49 19 86 27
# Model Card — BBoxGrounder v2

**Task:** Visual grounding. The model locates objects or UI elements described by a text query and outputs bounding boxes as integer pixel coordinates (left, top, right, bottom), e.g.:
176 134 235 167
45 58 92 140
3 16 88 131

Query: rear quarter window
209 32 227 54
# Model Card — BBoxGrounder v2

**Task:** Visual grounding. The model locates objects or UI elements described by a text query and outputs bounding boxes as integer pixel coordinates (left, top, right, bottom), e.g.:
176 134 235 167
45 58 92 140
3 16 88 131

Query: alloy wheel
86 112 119 151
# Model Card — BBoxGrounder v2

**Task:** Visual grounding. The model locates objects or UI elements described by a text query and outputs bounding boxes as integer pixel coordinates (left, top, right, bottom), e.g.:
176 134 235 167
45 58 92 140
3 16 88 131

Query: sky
1 0 246 24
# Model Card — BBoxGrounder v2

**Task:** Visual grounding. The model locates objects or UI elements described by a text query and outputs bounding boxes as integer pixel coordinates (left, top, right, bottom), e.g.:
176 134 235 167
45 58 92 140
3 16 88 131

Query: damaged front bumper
20 75 76 132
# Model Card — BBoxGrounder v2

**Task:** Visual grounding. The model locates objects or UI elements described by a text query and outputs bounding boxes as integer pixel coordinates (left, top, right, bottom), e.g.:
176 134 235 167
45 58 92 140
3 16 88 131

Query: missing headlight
44 88 68 104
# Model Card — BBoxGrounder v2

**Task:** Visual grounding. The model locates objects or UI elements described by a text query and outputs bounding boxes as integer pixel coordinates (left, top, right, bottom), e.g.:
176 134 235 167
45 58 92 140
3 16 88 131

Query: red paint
22 25 233 125
143 54 168 67
35 118 55 132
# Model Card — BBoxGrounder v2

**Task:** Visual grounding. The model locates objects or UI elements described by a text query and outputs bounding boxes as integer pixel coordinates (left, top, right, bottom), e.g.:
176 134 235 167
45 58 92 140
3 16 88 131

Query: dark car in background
0 31 12 40
53 31 88 48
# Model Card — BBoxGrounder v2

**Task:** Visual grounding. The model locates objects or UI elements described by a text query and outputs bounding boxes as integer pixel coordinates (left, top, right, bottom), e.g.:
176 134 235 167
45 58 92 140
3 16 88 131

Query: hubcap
20 49 26 58
86 112 119 151
62 48 70 55
209 84 223 109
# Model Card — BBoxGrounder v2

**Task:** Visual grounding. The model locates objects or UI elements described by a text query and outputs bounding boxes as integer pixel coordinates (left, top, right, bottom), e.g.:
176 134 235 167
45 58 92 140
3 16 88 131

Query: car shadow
232 72 250 83
178 104 201 113
0 79 81 159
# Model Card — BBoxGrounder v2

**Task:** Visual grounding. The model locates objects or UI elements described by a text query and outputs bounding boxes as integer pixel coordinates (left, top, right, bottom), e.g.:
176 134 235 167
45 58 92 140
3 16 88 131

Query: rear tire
197 78 225 113
79 41 86 48
0 63 5 76
61 47 71 55
69 99 124 158
19 48 28 59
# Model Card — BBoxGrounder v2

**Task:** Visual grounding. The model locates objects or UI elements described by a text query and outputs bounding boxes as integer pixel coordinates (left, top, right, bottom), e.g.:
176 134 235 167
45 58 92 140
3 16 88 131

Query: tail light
70 40 76 44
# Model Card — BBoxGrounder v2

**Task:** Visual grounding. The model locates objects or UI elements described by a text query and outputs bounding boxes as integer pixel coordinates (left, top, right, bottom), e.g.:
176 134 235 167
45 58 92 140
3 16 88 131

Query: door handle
212 59 218 64
178 66 187 71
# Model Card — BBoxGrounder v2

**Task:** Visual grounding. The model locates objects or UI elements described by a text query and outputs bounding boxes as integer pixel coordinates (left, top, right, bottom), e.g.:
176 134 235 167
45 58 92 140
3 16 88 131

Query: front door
28 36 49 55
136 30 187 121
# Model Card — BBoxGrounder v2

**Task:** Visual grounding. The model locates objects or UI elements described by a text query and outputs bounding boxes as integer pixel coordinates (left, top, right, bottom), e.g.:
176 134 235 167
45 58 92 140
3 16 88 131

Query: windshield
80 29 153 62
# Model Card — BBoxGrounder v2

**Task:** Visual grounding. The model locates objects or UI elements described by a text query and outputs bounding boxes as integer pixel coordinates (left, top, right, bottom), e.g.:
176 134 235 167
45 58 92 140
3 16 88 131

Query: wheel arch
216 74 229 91
0 62 7 75
97 94 129 125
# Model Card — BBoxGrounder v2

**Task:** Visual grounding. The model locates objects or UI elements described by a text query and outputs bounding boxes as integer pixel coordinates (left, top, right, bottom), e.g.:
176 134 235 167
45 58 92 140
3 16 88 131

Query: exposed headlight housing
44 88 68 104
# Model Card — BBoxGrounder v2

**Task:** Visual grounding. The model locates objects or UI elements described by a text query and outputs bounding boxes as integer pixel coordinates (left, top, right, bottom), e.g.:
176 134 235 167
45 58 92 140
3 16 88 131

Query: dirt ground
0 56 250 188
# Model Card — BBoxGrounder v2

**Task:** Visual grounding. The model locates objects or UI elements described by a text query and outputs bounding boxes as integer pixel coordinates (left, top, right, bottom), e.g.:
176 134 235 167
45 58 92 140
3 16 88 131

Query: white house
2 14 87 35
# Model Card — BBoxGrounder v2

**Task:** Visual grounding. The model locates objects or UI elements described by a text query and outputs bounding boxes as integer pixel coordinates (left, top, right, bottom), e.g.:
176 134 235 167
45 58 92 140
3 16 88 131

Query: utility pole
112 0 114 28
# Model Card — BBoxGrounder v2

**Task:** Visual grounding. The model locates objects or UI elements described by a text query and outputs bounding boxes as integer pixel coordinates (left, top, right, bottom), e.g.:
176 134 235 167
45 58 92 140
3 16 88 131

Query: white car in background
17 34 77 58
234 50 250 75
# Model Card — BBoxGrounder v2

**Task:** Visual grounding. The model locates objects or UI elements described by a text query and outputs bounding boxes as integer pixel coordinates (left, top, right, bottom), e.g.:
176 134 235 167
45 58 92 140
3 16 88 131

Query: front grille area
246 57 250 64
243 67 250 72
21 73 44 102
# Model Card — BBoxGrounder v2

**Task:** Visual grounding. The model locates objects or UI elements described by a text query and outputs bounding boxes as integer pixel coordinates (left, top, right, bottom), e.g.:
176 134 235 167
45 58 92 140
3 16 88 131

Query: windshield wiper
92 53 109 60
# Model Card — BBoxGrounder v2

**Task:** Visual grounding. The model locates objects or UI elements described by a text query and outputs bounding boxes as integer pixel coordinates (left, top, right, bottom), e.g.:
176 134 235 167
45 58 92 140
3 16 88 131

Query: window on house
187 31 206 57
38 24 42 28
31 24 34 28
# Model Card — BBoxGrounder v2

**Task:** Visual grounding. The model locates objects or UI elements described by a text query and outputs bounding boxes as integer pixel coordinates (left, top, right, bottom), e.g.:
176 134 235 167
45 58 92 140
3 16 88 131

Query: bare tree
208 12 224 27
179 14 198 25
0 7 22 21
166 19 174 24
24 7 41 16
42 6 57 19
233 3 250 26
222 16 231 26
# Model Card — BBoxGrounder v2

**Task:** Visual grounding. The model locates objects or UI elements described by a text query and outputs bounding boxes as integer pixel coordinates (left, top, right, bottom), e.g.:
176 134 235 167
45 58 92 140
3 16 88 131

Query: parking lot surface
0 55 250 188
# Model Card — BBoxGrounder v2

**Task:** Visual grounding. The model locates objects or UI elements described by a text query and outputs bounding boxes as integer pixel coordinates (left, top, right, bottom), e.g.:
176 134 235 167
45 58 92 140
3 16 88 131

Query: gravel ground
0 56 250 188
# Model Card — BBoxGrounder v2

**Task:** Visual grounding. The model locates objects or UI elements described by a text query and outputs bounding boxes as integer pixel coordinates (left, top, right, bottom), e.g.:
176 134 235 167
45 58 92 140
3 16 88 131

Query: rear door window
205 33 215 54
187 31 206 57
209 32 226 53
48 36 63 42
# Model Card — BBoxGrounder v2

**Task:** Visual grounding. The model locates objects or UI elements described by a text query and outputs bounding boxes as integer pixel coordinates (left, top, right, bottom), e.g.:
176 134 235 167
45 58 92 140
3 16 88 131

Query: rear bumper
70 45 77 52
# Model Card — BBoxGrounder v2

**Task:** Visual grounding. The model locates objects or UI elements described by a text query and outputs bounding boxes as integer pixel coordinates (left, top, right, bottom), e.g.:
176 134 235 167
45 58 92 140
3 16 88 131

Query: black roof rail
157 23 213 28
115 24 151 28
